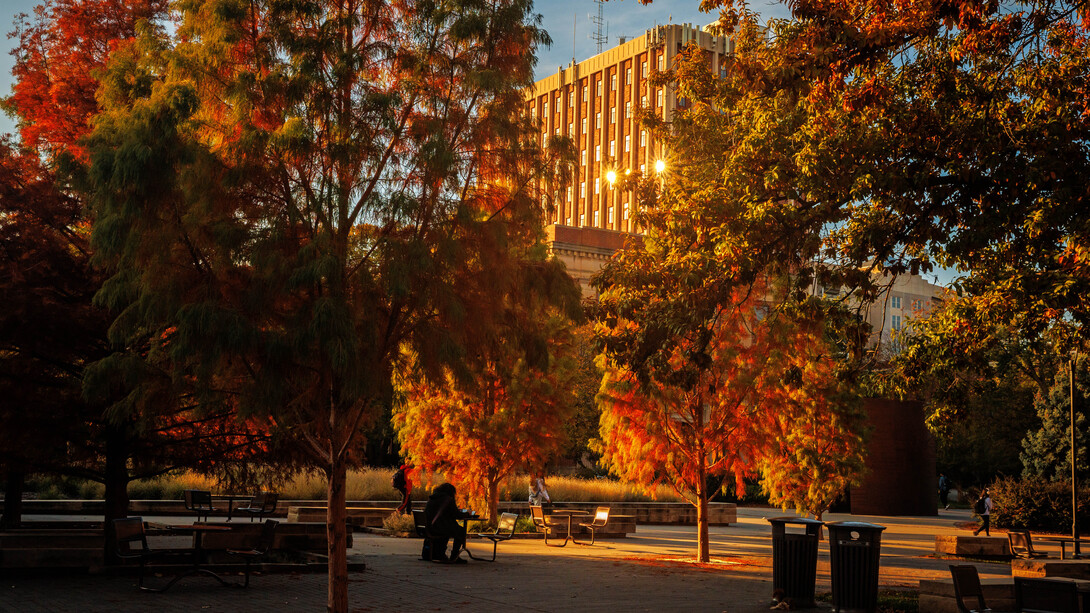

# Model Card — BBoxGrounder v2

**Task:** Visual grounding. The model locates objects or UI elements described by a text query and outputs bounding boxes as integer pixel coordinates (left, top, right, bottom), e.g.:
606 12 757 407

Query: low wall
1012 558 1090 579
498 502 737 526
934 535 1012 558
5 500 737 526
0 529 104 569
918 578 1015 613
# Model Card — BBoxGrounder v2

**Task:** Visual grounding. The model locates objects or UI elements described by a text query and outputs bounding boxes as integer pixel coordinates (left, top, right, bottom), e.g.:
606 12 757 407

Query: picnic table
1037 536 1090 560
211 494 252 522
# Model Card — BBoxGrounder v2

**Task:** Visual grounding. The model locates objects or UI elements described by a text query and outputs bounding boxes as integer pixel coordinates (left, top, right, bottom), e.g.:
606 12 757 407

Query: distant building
812 272 946 355
527 23 733 297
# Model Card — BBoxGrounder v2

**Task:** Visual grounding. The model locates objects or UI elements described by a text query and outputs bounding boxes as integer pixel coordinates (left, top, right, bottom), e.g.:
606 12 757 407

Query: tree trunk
326 459 348 613
696 463 710 563
102 423 131 565
488 479 500 528
1 468 25 528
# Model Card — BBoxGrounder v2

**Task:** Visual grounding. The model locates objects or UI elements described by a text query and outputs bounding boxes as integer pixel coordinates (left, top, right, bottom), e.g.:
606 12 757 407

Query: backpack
974 496 986 514
392 469 406 490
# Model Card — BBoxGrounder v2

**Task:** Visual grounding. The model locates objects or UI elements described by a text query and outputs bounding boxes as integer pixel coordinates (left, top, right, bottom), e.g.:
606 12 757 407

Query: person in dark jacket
423 483 470 563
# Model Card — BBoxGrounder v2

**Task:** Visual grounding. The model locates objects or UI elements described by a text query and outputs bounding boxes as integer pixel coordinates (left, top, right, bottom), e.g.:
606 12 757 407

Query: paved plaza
1 506 1012 612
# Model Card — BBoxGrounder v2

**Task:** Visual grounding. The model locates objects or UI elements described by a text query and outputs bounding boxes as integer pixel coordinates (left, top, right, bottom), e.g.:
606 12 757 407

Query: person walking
972 488 994 536
528 474 551 505
938 473 951 510
393 463 414 515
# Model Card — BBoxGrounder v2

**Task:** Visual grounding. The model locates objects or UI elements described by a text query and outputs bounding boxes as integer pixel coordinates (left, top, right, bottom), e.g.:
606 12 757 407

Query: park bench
471 512 518 562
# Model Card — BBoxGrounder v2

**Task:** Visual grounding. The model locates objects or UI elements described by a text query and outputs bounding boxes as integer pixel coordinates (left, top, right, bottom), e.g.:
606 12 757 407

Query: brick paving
0 507 1011 612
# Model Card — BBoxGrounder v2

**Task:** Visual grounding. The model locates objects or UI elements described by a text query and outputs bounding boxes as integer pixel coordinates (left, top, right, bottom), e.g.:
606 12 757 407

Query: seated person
424 483 471 563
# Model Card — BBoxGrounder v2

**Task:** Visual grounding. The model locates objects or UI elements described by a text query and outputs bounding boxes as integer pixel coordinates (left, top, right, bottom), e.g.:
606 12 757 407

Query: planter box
918 577 1015 613
934 535 1011 558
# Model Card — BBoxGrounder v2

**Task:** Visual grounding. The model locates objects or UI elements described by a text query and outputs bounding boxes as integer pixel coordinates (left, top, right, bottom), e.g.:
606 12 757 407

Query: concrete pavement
0 506 1012 612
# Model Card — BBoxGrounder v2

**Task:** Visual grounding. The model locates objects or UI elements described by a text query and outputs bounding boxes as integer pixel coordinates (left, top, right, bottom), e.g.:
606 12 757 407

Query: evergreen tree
1022 357 1090 483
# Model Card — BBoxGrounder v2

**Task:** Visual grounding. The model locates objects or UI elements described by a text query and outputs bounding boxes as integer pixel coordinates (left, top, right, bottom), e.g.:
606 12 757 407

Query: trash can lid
767 516 825 526
825 521 886 531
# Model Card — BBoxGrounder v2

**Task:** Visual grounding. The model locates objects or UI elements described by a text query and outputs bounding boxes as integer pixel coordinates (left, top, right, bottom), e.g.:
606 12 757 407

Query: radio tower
590 0 608 54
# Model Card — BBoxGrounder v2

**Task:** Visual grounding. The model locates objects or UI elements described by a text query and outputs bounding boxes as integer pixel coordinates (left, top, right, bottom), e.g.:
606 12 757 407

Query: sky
0 0 793 136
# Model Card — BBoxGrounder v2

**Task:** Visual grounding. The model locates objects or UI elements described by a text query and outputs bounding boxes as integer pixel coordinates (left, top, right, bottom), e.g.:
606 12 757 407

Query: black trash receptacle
826 521 886 612
768 517 824 608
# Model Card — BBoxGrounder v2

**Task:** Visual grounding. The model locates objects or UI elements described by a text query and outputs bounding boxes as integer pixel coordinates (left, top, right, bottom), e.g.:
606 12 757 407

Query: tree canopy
78 0 567 609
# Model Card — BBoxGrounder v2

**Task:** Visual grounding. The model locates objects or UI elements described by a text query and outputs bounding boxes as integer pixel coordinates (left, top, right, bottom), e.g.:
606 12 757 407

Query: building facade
527 24 732 295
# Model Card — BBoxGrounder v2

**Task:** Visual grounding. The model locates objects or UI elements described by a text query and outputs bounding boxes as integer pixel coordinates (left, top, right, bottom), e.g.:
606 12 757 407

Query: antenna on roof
573 13 577 63
590 0 608 54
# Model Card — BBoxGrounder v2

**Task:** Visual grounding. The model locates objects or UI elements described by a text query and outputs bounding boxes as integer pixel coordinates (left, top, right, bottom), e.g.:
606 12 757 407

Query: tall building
527 24 947 345
526 23 734 295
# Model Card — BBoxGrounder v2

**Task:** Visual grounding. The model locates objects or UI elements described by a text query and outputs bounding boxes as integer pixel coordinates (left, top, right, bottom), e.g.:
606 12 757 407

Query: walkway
0 506 1010 612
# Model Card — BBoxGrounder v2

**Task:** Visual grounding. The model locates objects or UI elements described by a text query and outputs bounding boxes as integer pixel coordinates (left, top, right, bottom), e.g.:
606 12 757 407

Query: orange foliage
394 320 577 522
596 279 863 514
9 0 168 159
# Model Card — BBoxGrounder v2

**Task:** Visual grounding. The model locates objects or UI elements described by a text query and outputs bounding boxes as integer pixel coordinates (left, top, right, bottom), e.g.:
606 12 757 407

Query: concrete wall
851 398 937 516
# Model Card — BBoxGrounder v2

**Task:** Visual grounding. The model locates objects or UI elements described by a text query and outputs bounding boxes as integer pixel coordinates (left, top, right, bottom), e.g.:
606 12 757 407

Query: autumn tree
79 0 564 609
3 0 290 535
8 0 169 159
395 308 581 524
612 1 1090 500
595 269 865 562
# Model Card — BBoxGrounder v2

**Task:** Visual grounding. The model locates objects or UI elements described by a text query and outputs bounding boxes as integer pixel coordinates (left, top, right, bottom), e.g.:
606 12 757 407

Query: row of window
565 202 631 227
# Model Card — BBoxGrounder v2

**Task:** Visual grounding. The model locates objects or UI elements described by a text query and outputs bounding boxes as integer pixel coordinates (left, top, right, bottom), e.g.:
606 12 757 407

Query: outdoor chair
183 489 218 522
1007 530 1050 559
413 509 443 561
235 492 279 522
112 517 196 592
1015 577 1080 613
949 564 992 613
530 504 570 547
472 512 518 562
226 519 278 587
574 507 610 545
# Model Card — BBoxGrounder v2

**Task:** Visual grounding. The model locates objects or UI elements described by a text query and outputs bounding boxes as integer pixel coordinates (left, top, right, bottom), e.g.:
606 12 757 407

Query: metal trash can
768 517 824 608
826 521 886 612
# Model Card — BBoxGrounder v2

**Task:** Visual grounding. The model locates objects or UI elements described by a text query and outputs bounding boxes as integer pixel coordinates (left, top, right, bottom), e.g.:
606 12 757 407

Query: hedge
990 476 1090 533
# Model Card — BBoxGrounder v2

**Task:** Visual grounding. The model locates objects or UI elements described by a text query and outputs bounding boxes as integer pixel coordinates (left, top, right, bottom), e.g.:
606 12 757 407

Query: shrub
382 511 416 536
990 476 1090 532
